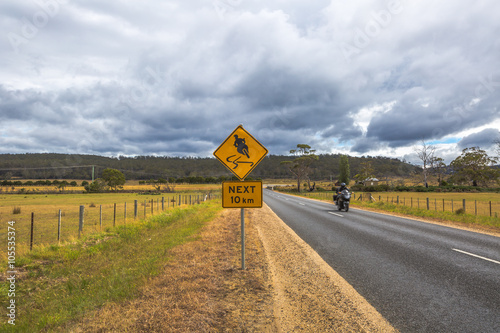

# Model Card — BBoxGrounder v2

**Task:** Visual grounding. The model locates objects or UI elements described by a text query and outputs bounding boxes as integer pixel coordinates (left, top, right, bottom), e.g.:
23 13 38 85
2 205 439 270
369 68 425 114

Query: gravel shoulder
70 204 396 332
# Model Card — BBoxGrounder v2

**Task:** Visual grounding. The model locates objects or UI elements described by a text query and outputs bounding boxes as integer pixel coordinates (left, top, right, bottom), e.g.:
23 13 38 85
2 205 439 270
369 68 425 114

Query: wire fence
2 193 219 253
355 193 500 218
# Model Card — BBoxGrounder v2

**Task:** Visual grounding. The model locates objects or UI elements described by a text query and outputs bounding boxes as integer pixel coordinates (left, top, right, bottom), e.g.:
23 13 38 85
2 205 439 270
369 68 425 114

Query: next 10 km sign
222 181 263 208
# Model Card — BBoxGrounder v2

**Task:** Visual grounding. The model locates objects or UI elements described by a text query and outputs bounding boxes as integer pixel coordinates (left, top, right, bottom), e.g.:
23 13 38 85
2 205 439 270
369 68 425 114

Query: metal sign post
241 208 245 270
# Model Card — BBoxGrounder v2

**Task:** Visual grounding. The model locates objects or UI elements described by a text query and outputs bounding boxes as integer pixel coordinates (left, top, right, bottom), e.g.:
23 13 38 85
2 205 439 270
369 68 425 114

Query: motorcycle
335 189 351 212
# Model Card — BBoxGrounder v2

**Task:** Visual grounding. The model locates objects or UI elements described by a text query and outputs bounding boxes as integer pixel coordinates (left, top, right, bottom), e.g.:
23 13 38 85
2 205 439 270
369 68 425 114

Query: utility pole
91 165 95 182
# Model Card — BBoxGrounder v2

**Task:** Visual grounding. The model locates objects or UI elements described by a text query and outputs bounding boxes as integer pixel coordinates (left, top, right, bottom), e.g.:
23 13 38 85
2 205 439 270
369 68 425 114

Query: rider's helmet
341 183 346 186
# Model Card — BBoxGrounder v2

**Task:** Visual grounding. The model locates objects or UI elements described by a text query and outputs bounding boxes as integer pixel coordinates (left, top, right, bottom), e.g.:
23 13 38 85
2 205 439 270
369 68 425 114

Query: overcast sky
1 0 499 165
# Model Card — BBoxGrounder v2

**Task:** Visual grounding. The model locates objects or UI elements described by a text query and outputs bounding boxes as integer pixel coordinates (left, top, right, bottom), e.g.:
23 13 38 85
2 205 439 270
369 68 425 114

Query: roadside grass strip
352 200 500 230
0 201 222 332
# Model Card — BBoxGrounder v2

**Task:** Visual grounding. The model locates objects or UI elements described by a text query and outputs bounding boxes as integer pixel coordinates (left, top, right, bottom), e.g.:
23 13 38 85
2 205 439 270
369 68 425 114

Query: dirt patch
69 205 395 332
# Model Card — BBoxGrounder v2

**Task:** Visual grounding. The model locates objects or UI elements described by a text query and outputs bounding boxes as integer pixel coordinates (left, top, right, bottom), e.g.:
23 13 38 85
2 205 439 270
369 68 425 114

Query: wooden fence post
113 203 116 227
79 206 84 238
426 198 429 210
30 212 35 250
124 202 127 223
100 205 102 229
58 209 62 243
490 201 492 217
134 200 138 219
162 197 165 211
463 199 466 213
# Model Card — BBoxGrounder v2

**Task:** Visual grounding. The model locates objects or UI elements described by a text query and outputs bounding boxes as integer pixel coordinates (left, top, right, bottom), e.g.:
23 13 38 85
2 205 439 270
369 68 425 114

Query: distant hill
0 153 421 181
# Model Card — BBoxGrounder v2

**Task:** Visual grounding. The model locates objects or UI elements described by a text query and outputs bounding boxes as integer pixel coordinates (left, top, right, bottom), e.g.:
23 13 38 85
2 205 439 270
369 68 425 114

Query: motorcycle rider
334 182 348 204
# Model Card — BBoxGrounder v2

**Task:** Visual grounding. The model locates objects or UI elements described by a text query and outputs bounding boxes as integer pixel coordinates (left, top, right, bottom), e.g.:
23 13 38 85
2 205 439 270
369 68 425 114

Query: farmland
0 184 220 259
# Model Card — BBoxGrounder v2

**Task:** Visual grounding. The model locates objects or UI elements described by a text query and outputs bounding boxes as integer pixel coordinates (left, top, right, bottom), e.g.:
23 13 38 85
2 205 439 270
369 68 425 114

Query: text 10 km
230 196 255 204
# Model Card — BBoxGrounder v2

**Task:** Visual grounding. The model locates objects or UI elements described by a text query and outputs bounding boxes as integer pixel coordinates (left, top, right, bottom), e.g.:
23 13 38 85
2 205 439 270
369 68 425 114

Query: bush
352 184 391 192
84 179 107 193
13 207 21 214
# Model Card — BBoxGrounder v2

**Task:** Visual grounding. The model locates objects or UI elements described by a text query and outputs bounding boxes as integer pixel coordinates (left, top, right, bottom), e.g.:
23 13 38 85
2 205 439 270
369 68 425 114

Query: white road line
328 212 343 217
452 249 500 265
299 203 306 206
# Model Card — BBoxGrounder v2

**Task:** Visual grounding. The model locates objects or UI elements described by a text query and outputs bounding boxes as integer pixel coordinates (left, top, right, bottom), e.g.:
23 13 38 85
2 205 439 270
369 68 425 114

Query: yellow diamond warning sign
213 125 268 181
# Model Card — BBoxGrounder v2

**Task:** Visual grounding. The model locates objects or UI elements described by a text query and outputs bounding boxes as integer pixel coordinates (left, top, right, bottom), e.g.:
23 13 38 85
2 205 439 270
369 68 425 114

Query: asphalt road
263 189 500 333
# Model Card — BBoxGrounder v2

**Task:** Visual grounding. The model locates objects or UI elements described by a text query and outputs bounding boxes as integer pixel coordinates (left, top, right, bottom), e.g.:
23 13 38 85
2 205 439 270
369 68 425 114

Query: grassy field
0 200 222 332
0 189 220 259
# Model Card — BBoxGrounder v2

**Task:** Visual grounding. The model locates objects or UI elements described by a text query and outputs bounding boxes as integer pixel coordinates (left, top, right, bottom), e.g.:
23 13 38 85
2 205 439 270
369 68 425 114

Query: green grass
0 200 222 332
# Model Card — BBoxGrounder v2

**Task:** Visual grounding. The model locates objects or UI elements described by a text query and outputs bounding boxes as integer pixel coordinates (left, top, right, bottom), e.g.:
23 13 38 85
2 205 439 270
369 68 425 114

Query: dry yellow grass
0 191 217 259
69 208 276 332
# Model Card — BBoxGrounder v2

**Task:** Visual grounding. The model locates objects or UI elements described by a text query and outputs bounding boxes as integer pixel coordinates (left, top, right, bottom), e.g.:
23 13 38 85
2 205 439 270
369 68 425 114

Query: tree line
0 153 419 181
280 142 499 192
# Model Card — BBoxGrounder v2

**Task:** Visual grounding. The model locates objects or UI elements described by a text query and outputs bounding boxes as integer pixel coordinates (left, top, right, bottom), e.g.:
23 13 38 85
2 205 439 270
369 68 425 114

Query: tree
338 155 350 185
495 137 500 157
281 144 318 192
449 147 499 187
354 160 375 184
101 168 126 191
429 156 447 186
414 140 435 187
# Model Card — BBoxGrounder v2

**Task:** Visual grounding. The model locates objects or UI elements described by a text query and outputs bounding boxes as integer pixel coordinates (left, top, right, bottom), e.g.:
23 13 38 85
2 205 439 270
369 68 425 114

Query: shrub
13 206 21 214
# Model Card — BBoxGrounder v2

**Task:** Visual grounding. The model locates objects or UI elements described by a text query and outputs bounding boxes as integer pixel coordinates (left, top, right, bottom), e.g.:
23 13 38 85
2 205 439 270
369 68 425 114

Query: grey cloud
351 137 383 154
458 129 500 150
